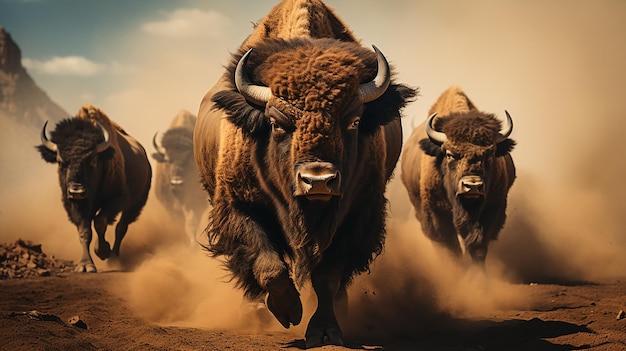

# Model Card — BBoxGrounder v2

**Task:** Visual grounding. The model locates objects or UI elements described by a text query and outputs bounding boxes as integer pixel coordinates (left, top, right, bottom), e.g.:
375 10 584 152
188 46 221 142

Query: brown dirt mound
0 239 75 279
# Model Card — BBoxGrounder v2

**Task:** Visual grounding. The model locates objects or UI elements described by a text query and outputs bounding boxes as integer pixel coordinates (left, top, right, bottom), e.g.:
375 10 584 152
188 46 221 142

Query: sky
1 0 626 336
1 0 624 175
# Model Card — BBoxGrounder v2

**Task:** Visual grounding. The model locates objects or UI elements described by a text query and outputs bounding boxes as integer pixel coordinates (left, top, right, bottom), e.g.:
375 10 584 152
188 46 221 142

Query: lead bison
193 0 416 347
152 109 207 246
401 86 516 265
37 104 152 273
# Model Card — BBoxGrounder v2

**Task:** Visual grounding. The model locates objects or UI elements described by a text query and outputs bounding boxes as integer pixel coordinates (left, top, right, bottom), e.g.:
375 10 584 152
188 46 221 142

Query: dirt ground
1 174 625 351
1 238 625 351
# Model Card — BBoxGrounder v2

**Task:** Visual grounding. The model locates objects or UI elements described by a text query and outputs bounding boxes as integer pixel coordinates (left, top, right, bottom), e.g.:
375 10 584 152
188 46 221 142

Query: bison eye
347 117 361 131
269 118 285 134
445 150 458 161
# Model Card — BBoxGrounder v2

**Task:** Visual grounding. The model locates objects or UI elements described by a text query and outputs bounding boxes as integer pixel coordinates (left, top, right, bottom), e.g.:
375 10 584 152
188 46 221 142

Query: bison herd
35 0 516 348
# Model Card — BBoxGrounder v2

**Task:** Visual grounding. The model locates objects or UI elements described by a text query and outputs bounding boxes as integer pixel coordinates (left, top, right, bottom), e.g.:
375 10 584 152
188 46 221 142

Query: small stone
37 269 51 277
617 310 625 320
68 315 88 329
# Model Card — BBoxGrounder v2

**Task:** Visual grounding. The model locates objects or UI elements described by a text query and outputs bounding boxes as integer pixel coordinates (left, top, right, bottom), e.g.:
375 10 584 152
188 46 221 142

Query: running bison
152 109 207 245
401 86 516 265
37 104 152 273
193 0 416 347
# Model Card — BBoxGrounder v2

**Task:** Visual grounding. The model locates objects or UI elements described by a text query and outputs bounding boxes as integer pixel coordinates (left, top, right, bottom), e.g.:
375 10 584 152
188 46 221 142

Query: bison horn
152 132 166 156
95 121 111 153
499 110 514 139
235 48 272 106
359 45 391 103
40 121 58 152
425 113 447 145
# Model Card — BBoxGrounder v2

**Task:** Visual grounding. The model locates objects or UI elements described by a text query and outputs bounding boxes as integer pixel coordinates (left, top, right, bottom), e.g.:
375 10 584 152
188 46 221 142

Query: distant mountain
0 26 68 128
0 26 70 191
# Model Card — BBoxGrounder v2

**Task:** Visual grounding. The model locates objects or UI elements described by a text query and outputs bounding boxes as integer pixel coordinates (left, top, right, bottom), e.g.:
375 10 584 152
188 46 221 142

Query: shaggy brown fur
401 86 515 264
36 104 151 273
193 0 417 347
242 0 357 48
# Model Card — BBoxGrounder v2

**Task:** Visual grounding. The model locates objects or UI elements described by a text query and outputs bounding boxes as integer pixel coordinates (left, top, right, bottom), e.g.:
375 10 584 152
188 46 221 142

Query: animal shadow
460 317 591 351
282 318 590 350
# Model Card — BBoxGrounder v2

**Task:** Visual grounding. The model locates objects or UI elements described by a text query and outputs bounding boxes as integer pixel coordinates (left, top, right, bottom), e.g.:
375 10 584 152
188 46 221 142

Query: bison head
152 128 195 191
214 38 415 204
420 111 515 204
37 118 112 200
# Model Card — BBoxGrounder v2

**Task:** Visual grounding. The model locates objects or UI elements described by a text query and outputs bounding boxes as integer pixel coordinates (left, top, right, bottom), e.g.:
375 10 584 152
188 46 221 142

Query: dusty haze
1 0 625 340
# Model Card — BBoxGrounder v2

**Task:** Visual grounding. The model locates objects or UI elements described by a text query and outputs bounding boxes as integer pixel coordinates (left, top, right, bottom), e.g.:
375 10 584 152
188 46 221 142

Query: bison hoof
264 275 302 328
74 263 97 273
95 242 111 260
305 327 343 349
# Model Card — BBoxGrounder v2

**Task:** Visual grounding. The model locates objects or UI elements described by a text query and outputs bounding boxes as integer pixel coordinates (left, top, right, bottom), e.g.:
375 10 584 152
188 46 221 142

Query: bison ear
419 138 442 157
213 90 269 136
35 145 57 163
496 138 516 157
361 84 418 134
152 152 166 163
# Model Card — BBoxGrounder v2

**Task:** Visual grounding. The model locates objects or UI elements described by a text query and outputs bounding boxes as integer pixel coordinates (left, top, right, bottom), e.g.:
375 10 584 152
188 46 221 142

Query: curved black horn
40 121 58 152
95 121 111 153
235 48 272 106
152 132 166 156
424 113 447 145
359 45 391 103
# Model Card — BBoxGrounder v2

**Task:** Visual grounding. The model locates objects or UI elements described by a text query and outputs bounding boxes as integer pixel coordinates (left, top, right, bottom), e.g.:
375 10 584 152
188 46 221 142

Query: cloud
22 56 106 76
141 8 230 38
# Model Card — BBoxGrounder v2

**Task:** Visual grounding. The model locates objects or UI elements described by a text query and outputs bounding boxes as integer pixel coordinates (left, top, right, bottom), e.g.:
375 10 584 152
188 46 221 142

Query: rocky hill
0 26 68 127
0 26 70 192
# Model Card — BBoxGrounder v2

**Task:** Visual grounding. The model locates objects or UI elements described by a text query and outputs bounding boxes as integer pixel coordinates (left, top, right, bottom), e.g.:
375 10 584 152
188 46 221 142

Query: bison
193 0 416 347
400 86 516 265
152 109 207 246
37 104 152 273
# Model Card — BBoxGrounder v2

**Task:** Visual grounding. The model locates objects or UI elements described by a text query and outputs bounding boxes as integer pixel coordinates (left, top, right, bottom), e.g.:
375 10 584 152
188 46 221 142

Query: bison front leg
305 266 344 348
257 252 303 329
74 222 97 273
93 212 111 260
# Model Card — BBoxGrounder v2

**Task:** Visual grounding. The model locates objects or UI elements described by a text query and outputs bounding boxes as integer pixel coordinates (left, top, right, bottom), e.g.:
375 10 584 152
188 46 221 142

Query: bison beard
195 35 416 347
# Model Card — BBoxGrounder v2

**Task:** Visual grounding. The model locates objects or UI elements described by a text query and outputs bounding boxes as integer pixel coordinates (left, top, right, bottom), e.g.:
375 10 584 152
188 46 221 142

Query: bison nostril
299 173 313 186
